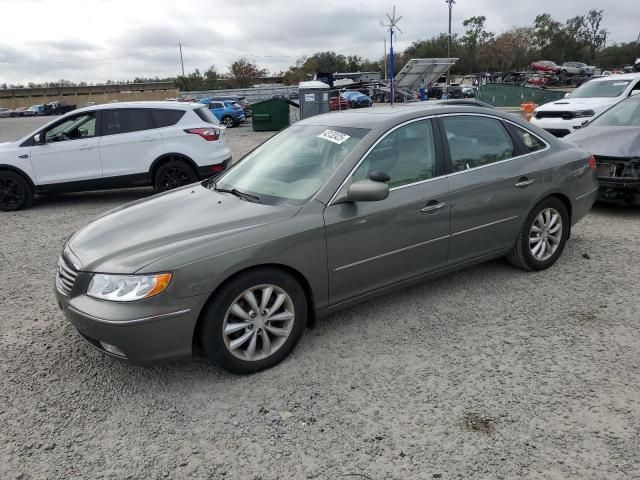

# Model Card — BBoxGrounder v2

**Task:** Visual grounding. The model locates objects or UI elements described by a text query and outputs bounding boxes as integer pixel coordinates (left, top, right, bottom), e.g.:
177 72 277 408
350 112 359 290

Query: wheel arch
0 164 36 190
192 263 317 349
149 153 198 180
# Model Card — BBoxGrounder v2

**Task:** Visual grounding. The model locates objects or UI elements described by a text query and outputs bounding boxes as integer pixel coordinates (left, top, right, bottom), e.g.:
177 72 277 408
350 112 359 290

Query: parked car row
530 60 596 76
0 101 76 118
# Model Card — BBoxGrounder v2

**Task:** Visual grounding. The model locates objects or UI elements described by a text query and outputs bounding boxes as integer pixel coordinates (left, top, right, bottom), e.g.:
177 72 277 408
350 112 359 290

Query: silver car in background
55 104 599 374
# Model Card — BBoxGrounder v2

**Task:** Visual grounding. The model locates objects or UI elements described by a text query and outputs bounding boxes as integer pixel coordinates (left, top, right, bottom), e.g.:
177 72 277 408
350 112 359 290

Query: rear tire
507 197 569 271
153 159 197 192
221 116 235 128
0 171 34 211
200 268 307 374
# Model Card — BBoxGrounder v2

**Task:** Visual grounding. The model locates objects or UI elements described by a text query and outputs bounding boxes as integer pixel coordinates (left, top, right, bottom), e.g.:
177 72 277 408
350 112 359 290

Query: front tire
200 268 307 374
507 197 569 271
0 171 34 211
153 160 197 192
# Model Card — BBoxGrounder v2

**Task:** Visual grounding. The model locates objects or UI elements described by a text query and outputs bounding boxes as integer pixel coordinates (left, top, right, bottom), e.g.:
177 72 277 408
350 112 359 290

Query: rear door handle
141 137 155 142
78 145 94 150
421 201 447 214
515 178 535 188
18 154 29 159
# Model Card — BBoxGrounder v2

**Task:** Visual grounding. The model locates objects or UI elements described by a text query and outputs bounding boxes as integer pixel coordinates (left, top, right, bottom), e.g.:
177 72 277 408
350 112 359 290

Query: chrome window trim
333 234 449 272
439 113 551 177
328 112 550 205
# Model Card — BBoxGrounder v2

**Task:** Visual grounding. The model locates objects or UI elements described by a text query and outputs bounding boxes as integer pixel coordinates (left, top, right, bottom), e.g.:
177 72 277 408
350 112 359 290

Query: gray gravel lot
1 116 639 479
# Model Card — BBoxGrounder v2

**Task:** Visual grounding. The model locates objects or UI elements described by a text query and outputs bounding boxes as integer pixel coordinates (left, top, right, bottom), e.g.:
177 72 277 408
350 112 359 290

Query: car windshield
589 98 640 127
568 79 631 98
210 125 370 205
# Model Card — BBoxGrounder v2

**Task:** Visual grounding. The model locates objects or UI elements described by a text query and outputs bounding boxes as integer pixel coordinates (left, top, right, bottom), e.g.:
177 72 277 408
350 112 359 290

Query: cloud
0 0 638 84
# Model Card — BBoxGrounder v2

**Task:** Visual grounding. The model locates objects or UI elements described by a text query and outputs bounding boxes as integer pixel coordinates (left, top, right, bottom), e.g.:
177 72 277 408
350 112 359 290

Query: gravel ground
1 117 640 480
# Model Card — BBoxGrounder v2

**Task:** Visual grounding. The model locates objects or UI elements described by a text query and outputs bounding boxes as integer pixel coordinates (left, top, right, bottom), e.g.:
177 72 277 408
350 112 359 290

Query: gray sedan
55 104 599 374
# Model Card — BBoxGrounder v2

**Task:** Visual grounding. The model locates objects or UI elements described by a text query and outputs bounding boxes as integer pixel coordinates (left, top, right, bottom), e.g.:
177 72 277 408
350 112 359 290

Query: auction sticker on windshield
318 129 351 144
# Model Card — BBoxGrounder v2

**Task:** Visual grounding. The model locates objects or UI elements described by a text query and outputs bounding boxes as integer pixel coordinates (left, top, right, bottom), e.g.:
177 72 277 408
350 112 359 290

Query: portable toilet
298 81 330 120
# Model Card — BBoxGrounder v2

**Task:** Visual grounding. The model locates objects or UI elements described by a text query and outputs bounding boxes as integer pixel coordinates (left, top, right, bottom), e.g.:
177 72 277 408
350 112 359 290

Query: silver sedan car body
55 104 598 373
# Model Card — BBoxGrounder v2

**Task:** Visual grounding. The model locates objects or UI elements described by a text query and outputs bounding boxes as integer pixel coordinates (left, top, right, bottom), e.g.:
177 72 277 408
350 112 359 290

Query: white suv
0 101 231 211
531 73 640 137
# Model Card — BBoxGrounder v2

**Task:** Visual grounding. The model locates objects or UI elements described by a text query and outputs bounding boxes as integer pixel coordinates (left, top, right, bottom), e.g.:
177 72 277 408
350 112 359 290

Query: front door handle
421 201 447 214
141 137 155 142
18 154 29 159
78 145 94 151
515 177 535 188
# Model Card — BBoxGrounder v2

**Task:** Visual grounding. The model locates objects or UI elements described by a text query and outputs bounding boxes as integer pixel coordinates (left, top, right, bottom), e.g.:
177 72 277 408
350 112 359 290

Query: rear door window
102 109 154 135
442 115 515 172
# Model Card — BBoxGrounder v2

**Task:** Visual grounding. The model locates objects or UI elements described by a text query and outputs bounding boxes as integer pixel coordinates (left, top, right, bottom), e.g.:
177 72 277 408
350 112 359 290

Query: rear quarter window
194 106 221 125
151 109 185 127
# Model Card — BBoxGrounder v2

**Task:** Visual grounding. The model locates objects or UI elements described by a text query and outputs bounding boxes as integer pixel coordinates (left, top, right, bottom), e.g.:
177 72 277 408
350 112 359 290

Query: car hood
0 141 18 150
537 97 617 112
68 184 300 273
564 126 640 158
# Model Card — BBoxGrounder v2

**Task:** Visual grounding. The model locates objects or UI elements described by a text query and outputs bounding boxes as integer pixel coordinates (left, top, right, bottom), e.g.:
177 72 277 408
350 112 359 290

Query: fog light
99 341 125 357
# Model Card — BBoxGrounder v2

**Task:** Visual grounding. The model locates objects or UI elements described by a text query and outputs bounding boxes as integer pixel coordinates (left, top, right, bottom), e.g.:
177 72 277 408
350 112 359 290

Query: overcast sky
0 0 638 84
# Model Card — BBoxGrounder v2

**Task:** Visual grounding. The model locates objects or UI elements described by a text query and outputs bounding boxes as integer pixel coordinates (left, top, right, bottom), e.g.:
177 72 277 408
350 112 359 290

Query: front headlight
87 273 172 302
574 110 595 118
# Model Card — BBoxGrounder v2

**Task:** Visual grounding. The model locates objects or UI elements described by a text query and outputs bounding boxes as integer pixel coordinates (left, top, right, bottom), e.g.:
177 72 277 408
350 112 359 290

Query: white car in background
0 101 231 211
530 73 640 137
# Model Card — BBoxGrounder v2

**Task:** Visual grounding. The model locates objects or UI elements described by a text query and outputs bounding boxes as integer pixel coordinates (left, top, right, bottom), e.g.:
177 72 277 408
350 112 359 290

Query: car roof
72 101 202 115
588 73 640 82
296 103 510 129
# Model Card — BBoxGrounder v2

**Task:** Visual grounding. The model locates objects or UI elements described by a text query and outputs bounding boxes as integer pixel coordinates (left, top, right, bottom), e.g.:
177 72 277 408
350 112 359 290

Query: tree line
2 9 638 90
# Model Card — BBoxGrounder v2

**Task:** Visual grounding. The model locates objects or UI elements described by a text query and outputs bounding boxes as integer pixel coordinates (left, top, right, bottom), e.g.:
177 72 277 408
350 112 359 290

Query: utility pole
383 37 387 80
179 42 185 77
445 0 455 87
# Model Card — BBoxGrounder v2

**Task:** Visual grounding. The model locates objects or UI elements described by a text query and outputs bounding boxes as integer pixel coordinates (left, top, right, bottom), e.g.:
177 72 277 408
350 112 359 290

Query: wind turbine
381 6 403 106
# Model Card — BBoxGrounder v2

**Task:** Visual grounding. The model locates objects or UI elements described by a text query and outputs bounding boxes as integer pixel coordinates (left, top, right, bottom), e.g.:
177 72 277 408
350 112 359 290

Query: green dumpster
251 98 291 131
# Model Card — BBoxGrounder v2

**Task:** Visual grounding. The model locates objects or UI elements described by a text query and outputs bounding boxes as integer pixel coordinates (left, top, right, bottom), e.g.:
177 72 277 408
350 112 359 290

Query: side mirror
581 119 590 127
334 180 389 204
564 92 570 98
33 133 44 144
630 90 640 97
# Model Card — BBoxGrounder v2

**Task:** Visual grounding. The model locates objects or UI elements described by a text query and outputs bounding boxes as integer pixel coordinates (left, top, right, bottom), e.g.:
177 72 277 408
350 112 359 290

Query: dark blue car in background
340 91 373 108
198 98 246 127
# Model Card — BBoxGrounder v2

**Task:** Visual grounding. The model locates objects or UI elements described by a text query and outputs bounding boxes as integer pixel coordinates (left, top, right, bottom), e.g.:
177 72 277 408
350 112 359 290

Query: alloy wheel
529 207 563 262
222 117 234 128
222 284 295 361
160 167 190 190
0 177 24 210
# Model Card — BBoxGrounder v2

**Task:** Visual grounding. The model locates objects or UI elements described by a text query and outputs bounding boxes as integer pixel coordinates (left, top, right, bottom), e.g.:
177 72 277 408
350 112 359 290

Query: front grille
535 111 574 120
56 254 79 296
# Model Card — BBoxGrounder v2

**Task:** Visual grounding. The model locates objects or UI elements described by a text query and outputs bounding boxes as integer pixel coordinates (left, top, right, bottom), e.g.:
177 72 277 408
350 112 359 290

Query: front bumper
55 280 210 364
530 116 587 137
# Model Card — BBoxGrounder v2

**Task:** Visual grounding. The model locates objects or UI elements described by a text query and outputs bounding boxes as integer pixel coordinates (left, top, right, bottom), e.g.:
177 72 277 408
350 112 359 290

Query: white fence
180 86 298 102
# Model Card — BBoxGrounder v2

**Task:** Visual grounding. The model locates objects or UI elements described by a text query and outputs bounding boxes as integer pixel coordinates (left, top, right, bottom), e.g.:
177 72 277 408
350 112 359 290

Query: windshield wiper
211 182 261 203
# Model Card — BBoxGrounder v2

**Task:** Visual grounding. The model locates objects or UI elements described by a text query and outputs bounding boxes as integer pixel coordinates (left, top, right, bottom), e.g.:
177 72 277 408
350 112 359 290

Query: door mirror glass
630 90 640 97
33 133 44 144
